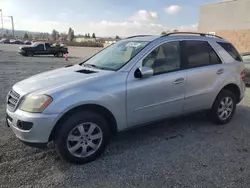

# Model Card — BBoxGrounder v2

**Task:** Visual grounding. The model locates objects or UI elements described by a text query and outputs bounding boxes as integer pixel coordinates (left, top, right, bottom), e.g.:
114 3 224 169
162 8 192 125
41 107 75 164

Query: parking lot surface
1 44 250 188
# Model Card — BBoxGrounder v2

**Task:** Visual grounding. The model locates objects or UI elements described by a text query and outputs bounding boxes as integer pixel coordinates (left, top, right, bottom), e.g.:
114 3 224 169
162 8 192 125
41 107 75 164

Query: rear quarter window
217 42 242 62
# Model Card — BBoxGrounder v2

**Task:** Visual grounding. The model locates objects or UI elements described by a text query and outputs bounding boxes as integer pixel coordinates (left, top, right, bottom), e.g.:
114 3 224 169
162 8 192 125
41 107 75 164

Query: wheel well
221 84 241 103
49 104 117 141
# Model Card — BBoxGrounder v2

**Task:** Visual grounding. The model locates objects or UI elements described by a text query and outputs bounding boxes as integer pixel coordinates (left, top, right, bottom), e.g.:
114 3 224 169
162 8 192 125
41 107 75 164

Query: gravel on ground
1 44 250 188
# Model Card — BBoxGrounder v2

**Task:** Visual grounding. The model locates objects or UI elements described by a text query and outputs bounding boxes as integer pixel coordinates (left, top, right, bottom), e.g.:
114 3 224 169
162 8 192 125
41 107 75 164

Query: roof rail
125 35 153 39
162 32 223 39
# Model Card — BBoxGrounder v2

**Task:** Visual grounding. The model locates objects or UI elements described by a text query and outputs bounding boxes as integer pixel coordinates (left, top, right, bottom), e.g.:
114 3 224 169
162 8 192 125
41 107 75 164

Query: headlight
19 94 53 113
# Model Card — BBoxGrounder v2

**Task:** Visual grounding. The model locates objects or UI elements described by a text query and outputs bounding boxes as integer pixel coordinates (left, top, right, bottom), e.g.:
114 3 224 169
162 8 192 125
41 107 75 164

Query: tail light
241 69 246 81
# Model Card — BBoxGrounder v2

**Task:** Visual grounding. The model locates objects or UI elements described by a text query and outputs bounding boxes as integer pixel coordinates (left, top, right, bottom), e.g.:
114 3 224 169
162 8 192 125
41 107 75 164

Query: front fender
43 87 127 131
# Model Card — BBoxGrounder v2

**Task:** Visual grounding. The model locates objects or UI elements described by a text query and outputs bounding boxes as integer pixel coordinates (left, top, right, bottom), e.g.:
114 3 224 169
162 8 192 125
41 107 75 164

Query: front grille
7 90 20 111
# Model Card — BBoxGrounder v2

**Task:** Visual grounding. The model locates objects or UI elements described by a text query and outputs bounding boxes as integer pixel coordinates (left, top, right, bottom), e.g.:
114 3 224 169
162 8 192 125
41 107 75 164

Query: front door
35 44 45 55
126 41 186 127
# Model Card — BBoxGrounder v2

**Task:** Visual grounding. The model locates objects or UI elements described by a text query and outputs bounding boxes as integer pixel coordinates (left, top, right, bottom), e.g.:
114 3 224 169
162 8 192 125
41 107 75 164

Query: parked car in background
10 39 24 45
0 38 10 44
18 42 68 57
24 40 32 45
241 52 250 85
6 32 245 164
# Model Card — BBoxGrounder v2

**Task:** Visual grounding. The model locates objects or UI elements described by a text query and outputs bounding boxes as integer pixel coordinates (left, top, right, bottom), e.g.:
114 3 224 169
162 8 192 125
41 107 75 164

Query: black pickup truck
18 42 68 57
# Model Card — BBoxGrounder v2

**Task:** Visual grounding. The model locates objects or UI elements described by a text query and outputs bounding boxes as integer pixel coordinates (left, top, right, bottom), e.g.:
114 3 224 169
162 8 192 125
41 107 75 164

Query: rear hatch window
217 42 242 62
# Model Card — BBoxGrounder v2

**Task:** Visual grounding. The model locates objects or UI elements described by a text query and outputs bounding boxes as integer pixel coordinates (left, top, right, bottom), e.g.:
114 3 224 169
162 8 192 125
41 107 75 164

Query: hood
13 64 111 95
19 46 32 50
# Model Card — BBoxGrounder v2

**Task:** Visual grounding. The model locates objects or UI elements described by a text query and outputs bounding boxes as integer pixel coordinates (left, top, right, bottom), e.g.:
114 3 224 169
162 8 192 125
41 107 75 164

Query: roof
124 32 227 42
125 35 160 42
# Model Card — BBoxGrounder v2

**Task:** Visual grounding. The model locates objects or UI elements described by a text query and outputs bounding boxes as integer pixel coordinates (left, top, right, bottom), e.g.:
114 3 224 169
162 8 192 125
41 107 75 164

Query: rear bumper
238 81 246 103
245 77 250 86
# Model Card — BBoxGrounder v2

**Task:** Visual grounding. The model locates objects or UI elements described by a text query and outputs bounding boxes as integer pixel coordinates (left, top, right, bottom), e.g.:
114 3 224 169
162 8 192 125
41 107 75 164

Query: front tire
27 51 33 57
210 90 236 125
55 111 110 164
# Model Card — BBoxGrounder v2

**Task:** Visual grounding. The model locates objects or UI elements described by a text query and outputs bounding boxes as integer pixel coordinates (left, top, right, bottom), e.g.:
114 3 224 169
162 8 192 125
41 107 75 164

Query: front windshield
83 40 149 71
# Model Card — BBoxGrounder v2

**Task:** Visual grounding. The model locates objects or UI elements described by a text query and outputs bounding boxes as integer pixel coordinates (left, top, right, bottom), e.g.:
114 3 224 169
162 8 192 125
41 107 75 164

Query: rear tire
57 52 63 58
209 90 236 125
55 111 110 164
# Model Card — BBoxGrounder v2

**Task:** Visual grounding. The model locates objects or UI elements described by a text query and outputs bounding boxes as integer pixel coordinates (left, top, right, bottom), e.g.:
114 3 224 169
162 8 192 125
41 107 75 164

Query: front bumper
18 49 26 55
6 108 59 144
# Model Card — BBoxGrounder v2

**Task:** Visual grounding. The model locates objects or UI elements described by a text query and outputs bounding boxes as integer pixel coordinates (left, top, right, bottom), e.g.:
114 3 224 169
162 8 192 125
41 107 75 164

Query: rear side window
45 43 50 49
217 42 242 61
185 41 222 68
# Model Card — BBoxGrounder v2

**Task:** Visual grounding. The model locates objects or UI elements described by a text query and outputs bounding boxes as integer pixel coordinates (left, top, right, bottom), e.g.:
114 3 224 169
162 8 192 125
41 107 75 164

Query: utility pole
0 9 3 36
10 16 14 37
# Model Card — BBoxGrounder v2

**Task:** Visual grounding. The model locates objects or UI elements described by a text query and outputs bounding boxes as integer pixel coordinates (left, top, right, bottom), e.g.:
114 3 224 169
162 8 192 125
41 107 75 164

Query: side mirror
134 67 154 78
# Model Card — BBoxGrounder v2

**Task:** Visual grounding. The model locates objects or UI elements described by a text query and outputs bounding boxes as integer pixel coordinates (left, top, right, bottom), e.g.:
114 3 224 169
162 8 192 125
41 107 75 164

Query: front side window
36 44 44 50
82 40 149 71
142 41 181 75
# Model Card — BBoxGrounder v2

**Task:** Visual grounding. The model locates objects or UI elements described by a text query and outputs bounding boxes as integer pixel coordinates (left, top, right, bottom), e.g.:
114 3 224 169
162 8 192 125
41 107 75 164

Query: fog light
17 120 33 130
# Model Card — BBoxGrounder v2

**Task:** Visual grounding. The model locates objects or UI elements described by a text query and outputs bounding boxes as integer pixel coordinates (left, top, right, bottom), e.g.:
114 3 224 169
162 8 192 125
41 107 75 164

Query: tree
24 32 29 39
60 33 67 41
161 31 167 35
92 33 96 38
29 33 33 40
51 29 59 41
84 33 88 38
115 35 121 40
87 33 90 38
67 27 74 41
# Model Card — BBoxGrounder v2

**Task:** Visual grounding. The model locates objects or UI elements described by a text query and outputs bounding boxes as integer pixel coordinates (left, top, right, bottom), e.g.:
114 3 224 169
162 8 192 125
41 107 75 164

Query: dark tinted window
45 43 50 49
36 44 44 50
185 41 221 68
217 42 242 61
209 45 222 65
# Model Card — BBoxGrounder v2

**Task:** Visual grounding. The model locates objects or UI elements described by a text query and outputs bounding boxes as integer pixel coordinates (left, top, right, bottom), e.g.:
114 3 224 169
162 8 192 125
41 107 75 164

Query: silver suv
6 32 246 164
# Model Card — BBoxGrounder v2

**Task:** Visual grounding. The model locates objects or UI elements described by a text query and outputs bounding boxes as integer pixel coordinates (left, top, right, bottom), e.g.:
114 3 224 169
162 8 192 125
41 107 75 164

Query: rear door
183 40 226 113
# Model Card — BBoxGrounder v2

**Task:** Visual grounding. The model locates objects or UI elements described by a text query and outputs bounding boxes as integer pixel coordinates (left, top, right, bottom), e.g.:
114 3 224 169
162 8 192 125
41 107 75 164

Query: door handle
216 69 224 75
174 78 184 84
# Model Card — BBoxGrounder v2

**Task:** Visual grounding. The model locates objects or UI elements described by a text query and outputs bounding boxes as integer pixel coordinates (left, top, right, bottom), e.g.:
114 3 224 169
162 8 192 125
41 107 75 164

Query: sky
0 0 222 37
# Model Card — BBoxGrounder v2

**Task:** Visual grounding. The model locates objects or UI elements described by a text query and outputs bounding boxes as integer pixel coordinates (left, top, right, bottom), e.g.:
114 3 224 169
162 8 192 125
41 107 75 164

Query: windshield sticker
126 42 142 48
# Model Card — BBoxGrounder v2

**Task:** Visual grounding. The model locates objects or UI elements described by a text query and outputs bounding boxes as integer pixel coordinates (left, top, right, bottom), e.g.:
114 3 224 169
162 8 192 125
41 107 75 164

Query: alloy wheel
66 122 103 158
217 97 234 120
